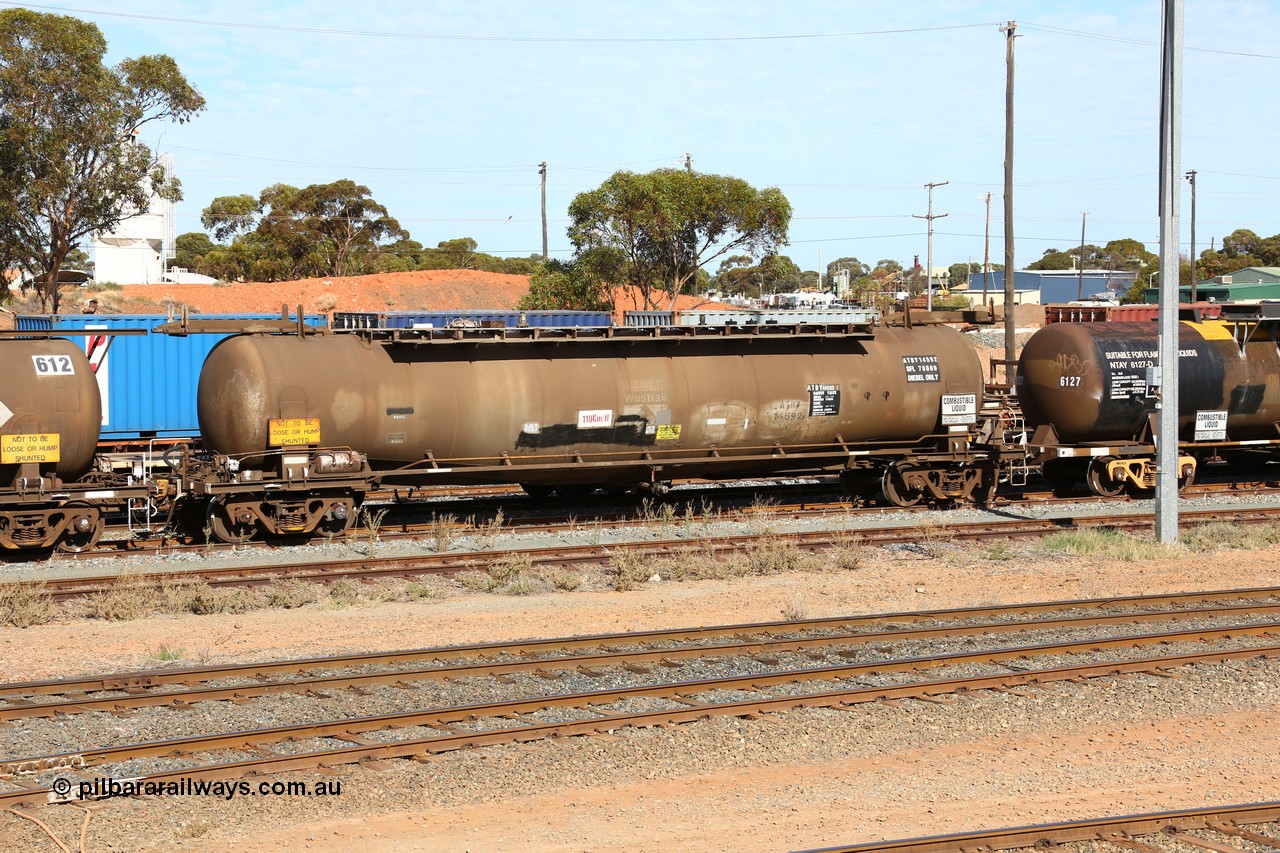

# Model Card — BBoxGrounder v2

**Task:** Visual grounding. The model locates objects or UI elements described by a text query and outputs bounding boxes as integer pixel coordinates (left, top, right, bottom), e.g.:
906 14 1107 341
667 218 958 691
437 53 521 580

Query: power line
1022 20 1280 60
168 144 680 174
5 4 997 43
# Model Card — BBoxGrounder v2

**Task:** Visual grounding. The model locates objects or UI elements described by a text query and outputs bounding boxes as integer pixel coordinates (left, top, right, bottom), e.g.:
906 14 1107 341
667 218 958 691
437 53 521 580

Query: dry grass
1181 520 1280 551
610 538 825 591
451 552 575 596
472 509 506 550
430 514 457 553
780 594 810 621
159 577 256 615
83 568 159 621
264 578 323 609
403 580 443 601
324 577 362 607
0 582 57 628
911 522 956 558
827 534 865 571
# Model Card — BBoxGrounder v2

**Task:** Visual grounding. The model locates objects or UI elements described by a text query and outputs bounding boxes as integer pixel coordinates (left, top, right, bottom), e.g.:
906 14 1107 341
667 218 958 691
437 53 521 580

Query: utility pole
1186 168 1197 301
684 153 693 173
979 192 992 302
539 161 548 260
1156 0 1183 545
914 181 949 311
1076 211 1088 300
1000 20 1017 378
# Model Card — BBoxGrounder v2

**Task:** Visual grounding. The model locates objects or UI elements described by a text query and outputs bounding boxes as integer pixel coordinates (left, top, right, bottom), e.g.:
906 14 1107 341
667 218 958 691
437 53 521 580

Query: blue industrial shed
966 270 1136 303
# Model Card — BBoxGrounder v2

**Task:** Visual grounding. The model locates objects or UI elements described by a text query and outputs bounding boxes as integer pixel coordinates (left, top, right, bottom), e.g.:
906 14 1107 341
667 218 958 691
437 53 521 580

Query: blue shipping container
332 310 612 330
16 313 325 439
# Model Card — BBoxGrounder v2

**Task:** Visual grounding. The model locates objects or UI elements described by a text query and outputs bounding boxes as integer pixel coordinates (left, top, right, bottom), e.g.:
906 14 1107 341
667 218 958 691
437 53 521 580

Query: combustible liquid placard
268 418 321 446
1 433 61 464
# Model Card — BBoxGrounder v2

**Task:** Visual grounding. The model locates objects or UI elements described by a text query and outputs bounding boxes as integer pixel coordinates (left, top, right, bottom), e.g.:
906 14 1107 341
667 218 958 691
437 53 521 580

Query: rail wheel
1040 460 1082 497
973 462 999 506
520 483 554 499
1178 461 1196 490
1085 457 1126 498
56 503 102 554
315 496 359 538
555 484 596 500
881 463 925 507
839 470 880 504
206 497 257 544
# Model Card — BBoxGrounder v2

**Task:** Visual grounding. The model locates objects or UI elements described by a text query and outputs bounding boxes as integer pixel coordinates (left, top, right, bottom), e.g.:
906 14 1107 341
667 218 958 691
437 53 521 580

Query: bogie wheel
1040 460 1083 497
881 464 925 508
839 470 880 503
56 503 102 553
973 463 999 506
316 497 359 537
520 483 554 499
174 497 211 542
1085 457 1126 498
1178 463 1196 490
554 484 596 500
206 498 258 544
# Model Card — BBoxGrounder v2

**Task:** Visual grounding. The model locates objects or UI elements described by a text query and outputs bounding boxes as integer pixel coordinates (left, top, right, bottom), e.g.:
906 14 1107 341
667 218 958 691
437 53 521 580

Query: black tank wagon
1017 308 1280 496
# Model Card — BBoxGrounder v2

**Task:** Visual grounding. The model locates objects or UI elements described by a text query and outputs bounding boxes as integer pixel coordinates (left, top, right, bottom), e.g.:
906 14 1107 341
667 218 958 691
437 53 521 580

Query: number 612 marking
31 355 75 375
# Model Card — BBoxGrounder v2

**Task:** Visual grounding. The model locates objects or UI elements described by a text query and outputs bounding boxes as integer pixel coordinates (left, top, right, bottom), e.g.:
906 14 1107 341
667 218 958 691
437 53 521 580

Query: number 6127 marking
1058 375 1082 388
31 355 75 375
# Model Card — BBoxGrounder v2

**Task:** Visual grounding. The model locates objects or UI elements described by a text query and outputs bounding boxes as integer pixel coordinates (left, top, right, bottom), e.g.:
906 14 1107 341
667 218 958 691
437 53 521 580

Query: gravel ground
2 525 1279 851
1 656 1276 852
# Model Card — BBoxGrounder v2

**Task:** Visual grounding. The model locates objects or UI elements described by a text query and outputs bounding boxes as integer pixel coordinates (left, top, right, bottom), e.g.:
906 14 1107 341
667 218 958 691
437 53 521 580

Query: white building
91 147 176 285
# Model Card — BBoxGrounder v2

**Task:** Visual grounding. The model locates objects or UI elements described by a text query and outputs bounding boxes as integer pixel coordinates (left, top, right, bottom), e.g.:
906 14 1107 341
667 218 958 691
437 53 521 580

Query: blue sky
12 1 1280 275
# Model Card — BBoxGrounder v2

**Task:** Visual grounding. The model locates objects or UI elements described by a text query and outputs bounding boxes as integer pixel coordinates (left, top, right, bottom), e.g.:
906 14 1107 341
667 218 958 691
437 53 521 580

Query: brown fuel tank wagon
0 336 151 552
190 321 993 540
0 337 101 481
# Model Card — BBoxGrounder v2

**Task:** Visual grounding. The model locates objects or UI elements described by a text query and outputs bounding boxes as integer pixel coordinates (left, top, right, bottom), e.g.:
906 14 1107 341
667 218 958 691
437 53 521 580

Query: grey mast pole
999 21 1017 381
1156 0 1183 544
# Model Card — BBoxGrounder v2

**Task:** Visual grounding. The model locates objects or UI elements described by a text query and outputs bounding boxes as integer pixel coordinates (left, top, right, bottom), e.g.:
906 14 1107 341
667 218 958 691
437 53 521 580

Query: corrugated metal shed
1141 281 1280 303
623 309 879 326
16 313 324 439
332 310 611 330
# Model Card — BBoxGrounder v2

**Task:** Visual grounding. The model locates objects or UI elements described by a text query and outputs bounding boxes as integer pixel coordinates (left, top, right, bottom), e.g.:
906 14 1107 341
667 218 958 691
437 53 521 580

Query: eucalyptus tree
0 8 204 310
567 168 791 310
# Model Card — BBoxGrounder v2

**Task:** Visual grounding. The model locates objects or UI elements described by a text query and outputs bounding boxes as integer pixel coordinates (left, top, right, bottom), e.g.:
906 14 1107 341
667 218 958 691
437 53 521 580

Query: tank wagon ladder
0 464 152 553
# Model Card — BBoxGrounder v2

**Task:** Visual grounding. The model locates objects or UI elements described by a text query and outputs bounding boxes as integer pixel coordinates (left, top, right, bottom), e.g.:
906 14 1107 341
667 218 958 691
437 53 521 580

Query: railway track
16 504 1280 600
28 473 1280 562
1 588 1276 807
803 802 1280 853
3 590 1280 720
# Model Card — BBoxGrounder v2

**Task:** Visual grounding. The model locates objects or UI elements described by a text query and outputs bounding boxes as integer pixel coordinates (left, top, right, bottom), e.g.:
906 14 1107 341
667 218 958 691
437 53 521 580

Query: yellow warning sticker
268 418 321 446
1 433 61 464
655 424 682 441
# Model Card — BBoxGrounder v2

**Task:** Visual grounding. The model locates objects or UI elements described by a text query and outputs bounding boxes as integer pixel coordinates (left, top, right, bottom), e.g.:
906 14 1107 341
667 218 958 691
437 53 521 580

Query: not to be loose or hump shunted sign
1 433 61 464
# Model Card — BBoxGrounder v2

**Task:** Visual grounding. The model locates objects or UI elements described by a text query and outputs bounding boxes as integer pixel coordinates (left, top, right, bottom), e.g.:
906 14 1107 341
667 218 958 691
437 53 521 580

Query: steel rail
4 585 1279 700
26 505 1280 600
3 642 1276 806
796 802 1280 853
50 477 1280 561
3 604 1279 720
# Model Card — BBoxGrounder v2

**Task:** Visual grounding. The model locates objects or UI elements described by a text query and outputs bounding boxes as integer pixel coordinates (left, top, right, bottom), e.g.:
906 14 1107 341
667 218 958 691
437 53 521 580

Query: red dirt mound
99 270 739 320
111 269 531 317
